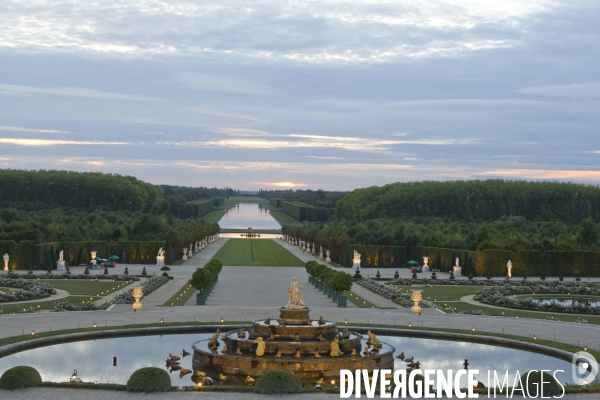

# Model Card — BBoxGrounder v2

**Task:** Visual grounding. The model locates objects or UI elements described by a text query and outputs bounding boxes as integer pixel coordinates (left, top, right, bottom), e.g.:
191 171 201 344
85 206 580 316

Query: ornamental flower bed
358 278 435 309
110 275 169 304
5 272 139 281
0 278 56 303
474 284 600 314
50 299 100 312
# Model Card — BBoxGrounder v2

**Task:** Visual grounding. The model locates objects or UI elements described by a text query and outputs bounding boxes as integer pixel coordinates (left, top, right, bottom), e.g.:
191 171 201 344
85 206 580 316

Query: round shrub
0 366 42 389
126 367 171 392
160 266 170 271
254 370 302 394
519 371 560 397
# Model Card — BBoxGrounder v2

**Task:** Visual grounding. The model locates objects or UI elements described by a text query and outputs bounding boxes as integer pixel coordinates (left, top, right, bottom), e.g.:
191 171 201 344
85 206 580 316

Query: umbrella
407 260 418 265
94 256 102 261
108 255 120 260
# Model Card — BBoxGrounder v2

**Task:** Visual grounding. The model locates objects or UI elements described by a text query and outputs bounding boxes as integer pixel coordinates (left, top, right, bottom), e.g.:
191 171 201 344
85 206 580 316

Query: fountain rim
0 324 576 364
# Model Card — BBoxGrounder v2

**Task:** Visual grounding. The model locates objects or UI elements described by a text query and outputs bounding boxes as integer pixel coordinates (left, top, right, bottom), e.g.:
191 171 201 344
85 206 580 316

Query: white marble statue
57 250 66 271
455 257 460 267
59 250 64 262
156 247 165 266
90 251 97 265
157 247 164 257
507 260 513 278
3 253 8 271
287 277 306 308
352 250 361 269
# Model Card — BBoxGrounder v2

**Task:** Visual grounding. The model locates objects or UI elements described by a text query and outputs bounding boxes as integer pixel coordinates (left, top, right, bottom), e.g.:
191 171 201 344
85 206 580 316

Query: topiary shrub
468 271 474 281
142 267 147 276
411 272 417 279
375 270 381 279
431 271 437 280
254 370 302 394
449 271 455 281
518 370 561 397
394 270 399 279
126 367 171 392
124 267 129 275
0 366 42 389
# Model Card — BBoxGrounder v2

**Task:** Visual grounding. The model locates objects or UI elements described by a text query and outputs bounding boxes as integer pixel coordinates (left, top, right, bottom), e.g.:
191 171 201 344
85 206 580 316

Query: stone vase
410 290 422 314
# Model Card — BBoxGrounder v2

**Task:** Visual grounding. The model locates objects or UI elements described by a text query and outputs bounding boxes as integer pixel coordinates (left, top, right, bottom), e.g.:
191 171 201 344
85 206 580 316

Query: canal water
217 203 281 230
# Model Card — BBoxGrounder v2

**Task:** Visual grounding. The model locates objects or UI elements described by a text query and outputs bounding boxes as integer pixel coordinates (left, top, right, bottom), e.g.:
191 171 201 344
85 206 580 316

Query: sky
0 0 598 190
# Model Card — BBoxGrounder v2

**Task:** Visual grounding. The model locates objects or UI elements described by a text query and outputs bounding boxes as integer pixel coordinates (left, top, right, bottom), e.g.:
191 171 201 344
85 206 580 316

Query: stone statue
294 350 301 358
342 328 350 339
58 250 64 261
455 257 460 267
352 250 361 269
329 338 343 357
236 348 242 355
507 260 513 278
287 277 306 308
157 247 164 257
275 349 282 358
351 348 357 356
254 337 266 357
314 350 321 358
3 253 9 271
294 333 300 341
318 316 325 325
237 328 245 338
208 331 220 347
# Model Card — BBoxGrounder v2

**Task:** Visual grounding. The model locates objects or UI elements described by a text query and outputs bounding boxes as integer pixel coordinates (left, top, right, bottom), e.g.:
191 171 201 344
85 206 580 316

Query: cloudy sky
0 0 598 190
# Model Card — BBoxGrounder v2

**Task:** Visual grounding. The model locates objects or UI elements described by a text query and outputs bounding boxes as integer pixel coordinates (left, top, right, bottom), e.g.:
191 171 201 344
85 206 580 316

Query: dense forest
335 180 600 223
258 188 344 208
0 170 225 244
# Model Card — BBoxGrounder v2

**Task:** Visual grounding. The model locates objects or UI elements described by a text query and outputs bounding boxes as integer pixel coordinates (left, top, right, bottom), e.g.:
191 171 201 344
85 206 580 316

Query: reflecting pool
217 203 281 230
0 333 576 388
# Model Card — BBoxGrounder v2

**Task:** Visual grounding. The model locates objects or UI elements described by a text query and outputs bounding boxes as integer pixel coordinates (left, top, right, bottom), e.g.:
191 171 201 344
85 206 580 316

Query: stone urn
325 250 331 262
410 290 422 314
90 251 97 265
422 256 430 273
132 286 143 311
182 248 188 261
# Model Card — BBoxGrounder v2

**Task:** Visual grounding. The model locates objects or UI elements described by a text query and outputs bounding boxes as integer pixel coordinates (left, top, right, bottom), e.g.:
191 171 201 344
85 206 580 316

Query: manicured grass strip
440 301 600 324
163 282 195 306
211 239 304 266
0 296 101 314
346 291 378 309
33 280 133 296
393 284 482 301
201 209 227 224
269 210 304 226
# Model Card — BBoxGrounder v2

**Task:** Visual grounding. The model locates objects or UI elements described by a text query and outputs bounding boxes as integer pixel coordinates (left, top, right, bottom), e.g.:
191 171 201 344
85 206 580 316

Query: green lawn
34 280 133 296
393 284 482 301
269 210 303 226
346 290 378 308
201 209 227 224
211 239 304 266
163 282 195 306
0 296 101 314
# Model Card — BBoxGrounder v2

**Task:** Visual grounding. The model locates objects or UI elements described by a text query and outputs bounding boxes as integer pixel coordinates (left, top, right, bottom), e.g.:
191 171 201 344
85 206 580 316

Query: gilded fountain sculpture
192 278 394 378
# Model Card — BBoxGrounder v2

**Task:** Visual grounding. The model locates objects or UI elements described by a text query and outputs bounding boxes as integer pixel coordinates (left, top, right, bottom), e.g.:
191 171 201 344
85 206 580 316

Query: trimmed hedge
282 201 333 222
337 244 407 269
0 366 42 389
519 371 561 397
126 367 171 392
270 198 283 208
213 196 225 207
254 371 302 394
416 246 477 275
185 199 215 218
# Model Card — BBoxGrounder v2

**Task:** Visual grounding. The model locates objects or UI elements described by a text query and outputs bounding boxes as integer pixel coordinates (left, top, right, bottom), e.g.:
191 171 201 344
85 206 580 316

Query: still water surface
218 203 281 230
0 333 575 387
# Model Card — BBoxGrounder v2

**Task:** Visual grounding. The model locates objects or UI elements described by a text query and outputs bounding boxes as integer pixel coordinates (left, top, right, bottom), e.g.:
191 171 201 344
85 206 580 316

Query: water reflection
0 333 575 388
218 203 281 230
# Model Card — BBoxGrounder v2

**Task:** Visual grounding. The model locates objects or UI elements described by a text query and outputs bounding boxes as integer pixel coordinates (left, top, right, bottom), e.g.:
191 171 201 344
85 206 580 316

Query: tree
576 218 598 248
189 268 213 292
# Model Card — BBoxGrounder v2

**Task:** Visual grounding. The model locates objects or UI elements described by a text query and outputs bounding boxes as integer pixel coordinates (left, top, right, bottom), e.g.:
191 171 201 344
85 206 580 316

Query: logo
572 351 598 386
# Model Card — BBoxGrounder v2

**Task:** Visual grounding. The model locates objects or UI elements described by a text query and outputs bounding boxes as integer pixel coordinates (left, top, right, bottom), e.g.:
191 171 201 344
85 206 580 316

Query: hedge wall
270 198 283 208
212 196 225 207
1 240 165 270
179 199 214 218
415 246 478 275
332 244 407 268
281 201 334 222
476 249 600 277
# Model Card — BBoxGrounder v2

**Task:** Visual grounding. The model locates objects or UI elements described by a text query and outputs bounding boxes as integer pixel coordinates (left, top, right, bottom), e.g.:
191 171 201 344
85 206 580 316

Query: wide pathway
0 238 600 352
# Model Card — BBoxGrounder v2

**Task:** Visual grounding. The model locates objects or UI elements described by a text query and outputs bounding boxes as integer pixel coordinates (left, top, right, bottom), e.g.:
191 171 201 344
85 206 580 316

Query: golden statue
329 338 344 357
295 350 301 358
236 348 242 355
254 337 266 357
287 277 306 308
274 349 282 358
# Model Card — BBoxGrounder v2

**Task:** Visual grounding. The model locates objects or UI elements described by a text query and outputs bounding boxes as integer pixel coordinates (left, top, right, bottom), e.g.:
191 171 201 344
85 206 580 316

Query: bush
126 367 171 392
518 371 561 397
254 370 302 394
394 270 399 279
124 267 129 275
353 268 362 281
0 366 42 389
142 267 147 276
160 266 170 271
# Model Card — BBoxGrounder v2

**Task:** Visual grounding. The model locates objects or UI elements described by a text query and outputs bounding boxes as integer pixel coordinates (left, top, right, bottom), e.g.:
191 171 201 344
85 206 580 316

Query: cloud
175 73 275 95
0 125 68 133
256 182 306 187
477 169 600 181
0 0 557 63
0 138 128 146
0 84 158 101
517 82 600 99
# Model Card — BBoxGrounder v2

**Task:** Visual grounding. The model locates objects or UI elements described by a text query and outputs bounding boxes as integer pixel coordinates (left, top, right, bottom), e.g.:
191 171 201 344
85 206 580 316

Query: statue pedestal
182 254 188 261
156 256 165 266
3 261 8 272
422 266 430 273
57 261 65 271
453 266 462 277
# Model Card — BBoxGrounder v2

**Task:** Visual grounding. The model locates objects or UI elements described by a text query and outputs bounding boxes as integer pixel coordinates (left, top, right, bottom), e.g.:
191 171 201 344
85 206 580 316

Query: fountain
192 278 394 378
